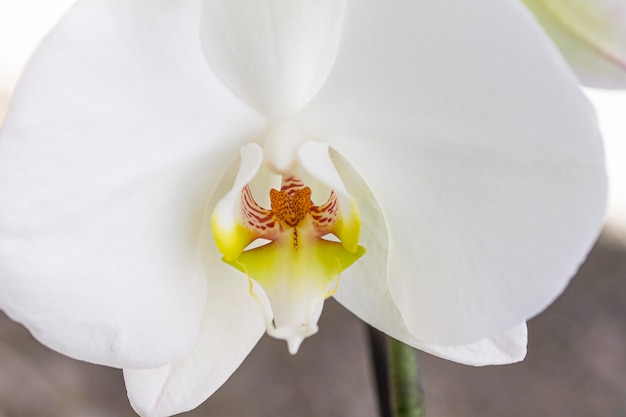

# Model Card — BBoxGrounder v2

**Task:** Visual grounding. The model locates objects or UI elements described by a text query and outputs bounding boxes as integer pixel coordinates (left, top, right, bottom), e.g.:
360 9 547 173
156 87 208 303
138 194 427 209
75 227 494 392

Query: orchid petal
0 0 264 368
301 0 606 345
124 216 266 417
523 0 626 88
330 149 526 366
124 285 263 417
199 0 346 117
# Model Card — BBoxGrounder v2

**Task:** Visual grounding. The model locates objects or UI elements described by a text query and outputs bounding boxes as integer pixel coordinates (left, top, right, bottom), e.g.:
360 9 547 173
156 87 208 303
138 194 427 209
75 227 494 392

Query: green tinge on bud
522 0 626 89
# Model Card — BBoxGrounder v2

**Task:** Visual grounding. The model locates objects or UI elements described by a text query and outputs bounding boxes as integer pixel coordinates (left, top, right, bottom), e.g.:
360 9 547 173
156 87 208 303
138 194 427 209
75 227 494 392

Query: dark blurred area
1 231 625 417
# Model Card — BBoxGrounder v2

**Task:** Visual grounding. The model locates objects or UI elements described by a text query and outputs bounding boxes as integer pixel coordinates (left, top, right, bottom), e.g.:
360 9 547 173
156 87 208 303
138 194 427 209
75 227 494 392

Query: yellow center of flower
212 171 365 354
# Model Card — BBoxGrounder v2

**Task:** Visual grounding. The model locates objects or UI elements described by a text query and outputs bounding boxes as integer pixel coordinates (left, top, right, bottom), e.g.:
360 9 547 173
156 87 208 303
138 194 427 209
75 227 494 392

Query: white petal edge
415 323 527 366
300 0 606 345
0 0 264 368
200 0 346 117
585 88 626 240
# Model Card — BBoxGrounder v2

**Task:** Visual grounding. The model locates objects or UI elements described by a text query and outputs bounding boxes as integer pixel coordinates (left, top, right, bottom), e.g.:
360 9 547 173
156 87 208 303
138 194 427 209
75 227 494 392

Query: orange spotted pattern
240 176 339 240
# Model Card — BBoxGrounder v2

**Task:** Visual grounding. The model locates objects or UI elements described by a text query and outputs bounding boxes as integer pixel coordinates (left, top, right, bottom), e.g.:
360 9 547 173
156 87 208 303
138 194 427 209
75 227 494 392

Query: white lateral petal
200 0 346 117
523 0 626 88
124 219 266 417
330 149 526 366
301 0 606 345
0 0 264 368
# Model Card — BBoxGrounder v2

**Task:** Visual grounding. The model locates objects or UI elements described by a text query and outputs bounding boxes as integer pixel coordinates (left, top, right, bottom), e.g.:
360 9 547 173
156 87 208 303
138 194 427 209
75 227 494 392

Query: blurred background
1 2 625 416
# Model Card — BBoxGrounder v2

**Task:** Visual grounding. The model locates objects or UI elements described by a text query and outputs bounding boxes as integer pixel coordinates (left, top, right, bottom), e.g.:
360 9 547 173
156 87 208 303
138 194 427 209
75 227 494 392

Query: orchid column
0 1 607 417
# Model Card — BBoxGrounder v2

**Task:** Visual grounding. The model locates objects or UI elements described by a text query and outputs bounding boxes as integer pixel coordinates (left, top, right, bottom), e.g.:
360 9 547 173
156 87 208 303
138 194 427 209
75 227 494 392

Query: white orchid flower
522 0 626 88
0 1 606 416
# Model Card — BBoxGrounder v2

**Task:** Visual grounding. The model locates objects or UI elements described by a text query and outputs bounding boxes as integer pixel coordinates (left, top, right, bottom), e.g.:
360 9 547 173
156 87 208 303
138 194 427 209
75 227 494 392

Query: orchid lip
212 142 365 353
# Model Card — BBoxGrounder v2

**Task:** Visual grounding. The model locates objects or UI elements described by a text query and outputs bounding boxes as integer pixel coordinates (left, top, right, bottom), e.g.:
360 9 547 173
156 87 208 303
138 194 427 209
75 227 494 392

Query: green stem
388 338 426 417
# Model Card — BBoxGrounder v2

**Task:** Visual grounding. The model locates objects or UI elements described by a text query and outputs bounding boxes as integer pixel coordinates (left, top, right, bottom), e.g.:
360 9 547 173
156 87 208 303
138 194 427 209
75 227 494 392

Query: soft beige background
1 2 626 417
